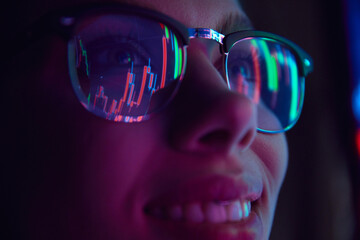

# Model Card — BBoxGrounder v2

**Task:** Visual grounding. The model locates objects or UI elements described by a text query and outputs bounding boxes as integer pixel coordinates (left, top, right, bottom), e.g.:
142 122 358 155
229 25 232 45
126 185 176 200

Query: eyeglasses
15 3 313 133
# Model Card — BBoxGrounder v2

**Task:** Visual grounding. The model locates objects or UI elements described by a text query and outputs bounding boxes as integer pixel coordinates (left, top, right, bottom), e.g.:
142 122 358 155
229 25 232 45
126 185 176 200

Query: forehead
121 0 250 33
26 0 250 35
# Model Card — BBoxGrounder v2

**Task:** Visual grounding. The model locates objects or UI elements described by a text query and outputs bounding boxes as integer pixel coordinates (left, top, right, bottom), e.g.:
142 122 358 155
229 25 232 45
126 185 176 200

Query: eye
85 37 150 73
111 49 133 65
227 55 256 85
229 60 253 79
97 45 136 68
227 54 259 98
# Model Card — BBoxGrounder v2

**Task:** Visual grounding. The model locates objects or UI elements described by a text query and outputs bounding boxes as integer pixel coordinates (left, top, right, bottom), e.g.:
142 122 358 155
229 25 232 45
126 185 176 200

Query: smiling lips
144 175 261 224
146 199 252 223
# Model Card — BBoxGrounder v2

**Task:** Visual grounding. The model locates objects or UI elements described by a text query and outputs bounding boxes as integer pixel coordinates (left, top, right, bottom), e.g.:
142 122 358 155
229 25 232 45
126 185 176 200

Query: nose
167 45 257 156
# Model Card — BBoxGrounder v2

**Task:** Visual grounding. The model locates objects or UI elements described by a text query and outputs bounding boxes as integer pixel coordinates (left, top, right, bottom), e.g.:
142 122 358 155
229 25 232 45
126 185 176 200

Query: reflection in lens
257 101 283 131
68 14 185 122
227 37 304 132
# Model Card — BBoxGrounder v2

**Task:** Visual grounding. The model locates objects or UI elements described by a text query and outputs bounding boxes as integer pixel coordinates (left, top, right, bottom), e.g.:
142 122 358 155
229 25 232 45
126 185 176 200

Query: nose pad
167 48 257 155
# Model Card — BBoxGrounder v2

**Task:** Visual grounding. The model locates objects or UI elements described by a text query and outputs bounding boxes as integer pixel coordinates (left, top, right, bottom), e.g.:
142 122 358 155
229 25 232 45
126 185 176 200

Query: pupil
231 65 246 76
231 65 240 75
116 52 132 64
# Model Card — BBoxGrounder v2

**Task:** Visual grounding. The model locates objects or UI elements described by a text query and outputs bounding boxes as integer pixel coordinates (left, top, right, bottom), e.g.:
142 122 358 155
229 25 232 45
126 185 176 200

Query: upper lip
144 174 263 209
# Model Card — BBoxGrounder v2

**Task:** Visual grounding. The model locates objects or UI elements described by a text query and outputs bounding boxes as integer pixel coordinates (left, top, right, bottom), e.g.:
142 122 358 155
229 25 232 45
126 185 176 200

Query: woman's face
25 0 288 239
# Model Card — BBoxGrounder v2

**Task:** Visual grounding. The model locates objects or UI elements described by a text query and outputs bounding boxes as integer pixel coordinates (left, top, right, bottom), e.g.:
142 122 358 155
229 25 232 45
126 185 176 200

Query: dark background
1 0 358 239
242 0 359 239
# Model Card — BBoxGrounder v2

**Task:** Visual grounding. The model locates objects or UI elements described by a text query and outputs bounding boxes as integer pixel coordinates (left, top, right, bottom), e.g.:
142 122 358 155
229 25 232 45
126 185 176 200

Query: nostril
198 127 255 152
238 128 256 150
199 129 230 146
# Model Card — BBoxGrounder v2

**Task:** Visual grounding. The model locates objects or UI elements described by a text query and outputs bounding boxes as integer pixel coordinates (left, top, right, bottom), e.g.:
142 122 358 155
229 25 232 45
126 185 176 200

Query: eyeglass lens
68 13 304 131
68 14 185 123
227 38 304 132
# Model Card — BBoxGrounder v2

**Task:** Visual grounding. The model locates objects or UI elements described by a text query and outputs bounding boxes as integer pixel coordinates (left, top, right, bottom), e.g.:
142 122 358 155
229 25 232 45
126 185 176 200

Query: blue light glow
346 0 360 127
353 82 360 122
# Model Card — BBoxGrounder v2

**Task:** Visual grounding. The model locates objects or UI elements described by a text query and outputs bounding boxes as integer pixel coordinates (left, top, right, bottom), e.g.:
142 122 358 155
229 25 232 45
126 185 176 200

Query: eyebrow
216 12 253 35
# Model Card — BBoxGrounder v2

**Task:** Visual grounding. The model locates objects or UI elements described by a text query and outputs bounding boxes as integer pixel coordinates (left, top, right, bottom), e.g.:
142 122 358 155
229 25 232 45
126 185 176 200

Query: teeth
148 200 252 223
204 202 227 223
184 203 204 222
227 200 243 221
225 200 251 221
243 201 251 218
147 206 166 219
168 205 183 220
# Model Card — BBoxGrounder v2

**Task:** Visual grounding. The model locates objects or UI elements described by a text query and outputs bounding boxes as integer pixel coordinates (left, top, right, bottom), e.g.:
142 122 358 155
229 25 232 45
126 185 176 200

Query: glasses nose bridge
188 28 225 46
188 27 230 80
187 28 230 88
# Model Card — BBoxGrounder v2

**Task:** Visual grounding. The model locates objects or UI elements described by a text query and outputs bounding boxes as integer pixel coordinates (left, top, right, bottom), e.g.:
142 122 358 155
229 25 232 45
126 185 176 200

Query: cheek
252 133 289 193
249 133 288 236
30 37 168 233
77 119 165 228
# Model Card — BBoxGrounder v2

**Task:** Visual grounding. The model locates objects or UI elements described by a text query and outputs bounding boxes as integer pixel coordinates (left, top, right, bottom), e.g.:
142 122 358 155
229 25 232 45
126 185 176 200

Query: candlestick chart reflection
72 18 185 123
227 37 302 131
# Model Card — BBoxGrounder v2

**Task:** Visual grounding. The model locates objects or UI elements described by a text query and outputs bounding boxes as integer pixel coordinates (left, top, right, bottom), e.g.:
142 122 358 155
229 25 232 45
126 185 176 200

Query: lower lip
144 211 263 240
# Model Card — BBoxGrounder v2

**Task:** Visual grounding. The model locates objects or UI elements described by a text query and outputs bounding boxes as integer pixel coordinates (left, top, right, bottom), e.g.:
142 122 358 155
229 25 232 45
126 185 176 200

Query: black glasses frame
8 3 190 57
7 3 313 133
10 2 313 77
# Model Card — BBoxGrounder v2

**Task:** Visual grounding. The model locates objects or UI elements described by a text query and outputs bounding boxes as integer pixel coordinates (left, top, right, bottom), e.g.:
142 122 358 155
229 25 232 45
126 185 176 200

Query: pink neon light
114 115 123 121
161 36 167 88
251 45 261 103
149 74 154 88
106 99 117 119
128 84 134 105
237 74 243 93
94 86 108 112
115 71 131 114
130 87 136 107
137 66 148 106
357 129 360 157
244 83 249 96
93 86 101 107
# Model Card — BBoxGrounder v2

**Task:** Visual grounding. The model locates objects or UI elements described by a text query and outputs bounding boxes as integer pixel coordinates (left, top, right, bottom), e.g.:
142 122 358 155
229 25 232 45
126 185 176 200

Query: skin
5 0 288 239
